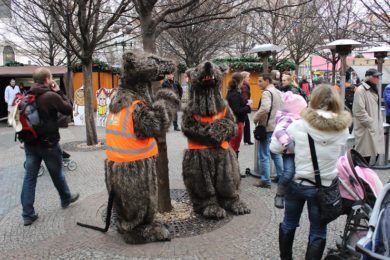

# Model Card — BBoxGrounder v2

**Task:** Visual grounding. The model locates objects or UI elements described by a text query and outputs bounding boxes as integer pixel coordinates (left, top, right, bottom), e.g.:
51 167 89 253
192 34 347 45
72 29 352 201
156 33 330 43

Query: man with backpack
20 68 79 226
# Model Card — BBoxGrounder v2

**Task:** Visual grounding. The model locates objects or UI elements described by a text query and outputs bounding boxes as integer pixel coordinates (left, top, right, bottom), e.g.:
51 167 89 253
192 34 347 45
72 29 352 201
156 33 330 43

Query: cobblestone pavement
0 114 389 260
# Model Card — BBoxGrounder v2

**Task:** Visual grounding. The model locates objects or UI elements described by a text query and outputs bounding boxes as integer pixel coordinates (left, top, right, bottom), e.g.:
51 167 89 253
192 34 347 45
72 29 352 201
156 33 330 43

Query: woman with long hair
226 72 252 159
278 85 352 259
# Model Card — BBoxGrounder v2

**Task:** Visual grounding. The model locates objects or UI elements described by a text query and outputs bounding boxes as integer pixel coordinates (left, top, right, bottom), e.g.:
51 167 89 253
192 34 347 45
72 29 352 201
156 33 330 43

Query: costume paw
229 200 251 215
202 204 226 219
143 222 171 242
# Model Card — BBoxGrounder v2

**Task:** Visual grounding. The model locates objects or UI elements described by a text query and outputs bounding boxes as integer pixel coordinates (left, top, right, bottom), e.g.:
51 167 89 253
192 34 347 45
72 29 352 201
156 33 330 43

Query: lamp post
248 44 282 177
249 44 283 73
363 45 390 168
319 39 364 104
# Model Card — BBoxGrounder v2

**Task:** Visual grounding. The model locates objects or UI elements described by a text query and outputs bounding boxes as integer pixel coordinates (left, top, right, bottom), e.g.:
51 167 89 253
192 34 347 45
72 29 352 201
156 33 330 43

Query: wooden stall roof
0 66 67 77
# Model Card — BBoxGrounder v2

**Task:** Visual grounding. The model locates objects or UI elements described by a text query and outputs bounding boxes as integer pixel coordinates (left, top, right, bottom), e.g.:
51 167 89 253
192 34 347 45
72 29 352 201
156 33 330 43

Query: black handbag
254 90 273 141
308 134 343 226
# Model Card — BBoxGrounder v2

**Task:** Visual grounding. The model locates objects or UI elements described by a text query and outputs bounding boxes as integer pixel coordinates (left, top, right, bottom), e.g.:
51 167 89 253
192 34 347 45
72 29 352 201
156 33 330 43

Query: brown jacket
253 84 283 132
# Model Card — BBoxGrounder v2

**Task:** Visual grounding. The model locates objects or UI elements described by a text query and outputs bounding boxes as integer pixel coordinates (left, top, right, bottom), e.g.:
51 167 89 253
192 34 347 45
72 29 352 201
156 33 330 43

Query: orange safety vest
106 100 158 162
188 107 230 150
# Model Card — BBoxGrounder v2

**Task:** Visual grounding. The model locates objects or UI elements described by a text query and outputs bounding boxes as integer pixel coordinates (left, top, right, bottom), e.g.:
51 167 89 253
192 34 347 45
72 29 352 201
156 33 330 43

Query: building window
3 45 15 64
0 0 11 18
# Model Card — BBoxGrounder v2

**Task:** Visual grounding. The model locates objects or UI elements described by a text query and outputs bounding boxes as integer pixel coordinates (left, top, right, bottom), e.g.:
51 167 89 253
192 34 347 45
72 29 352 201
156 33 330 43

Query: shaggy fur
105 51 179 244
181 61 250 218
301 108 352 131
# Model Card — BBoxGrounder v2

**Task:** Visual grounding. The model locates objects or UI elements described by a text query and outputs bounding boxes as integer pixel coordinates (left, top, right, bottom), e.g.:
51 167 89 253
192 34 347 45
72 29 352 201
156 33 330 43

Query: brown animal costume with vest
105 51 179 244
181 62 251 218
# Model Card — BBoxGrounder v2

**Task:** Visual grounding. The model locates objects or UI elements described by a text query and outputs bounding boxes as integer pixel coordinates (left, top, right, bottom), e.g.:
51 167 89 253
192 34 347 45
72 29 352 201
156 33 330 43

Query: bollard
250 139 275 178
372 123 390 169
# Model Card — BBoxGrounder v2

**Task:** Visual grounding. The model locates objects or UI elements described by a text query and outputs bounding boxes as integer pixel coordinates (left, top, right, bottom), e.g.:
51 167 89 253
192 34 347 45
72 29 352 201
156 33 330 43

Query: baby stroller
356 183 390 259
23 150 77 177
325 149 383 260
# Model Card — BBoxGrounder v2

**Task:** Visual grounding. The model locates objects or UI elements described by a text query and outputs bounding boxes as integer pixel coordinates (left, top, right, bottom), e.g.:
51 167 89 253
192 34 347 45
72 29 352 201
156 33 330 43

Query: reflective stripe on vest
188 107 230 150
106 100 158 162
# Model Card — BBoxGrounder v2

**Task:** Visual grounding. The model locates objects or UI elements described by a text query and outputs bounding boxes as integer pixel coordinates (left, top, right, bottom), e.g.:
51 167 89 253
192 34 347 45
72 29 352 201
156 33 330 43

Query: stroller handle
356 243 390 260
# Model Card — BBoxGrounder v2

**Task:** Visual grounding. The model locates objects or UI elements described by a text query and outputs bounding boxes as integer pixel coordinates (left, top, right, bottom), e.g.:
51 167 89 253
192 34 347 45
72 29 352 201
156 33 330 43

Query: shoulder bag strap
265 90 273 127
307 134 322 187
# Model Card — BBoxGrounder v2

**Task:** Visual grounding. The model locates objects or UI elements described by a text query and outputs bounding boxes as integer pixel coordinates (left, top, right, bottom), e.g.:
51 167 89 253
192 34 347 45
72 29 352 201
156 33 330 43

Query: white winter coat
287 108 352 187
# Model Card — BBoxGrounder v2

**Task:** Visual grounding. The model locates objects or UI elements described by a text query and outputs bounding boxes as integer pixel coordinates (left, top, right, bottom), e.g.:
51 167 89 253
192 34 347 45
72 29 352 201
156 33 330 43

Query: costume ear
218 64 229 74
185 68 194 79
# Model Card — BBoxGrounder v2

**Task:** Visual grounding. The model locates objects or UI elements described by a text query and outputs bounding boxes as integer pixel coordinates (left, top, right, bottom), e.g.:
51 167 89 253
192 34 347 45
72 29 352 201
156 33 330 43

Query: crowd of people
6 65 387 258
222 67 385 259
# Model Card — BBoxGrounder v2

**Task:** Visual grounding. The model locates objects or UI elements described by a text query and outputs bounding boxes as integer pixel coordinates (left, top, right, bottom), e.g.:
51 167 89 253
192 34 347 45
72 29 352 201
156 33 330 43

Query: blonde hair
33 68 51 84
241 71 250 78
309 84 342 114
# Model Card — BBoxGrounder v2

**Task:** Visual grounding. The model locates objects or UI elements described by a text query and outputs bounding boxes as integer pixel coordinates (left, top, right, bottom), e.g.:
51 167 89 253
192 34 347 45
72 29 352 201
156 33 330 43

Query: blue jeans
258 132 283 184
281 181 327 242
21 143 72 221
279 154 295 187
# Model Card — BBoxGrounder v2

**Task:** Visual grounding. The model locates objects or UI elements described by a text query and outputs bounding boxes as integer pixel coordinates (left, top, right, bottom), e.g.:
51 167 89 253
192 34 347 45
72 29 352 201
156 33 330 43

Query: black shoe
24 214 39 226
274 194 285 209
62 193 79 209
62 151 71 159
240 173 246 178
174 127 181 131
245 141 254 145
271 176 279 183
254 181 271 188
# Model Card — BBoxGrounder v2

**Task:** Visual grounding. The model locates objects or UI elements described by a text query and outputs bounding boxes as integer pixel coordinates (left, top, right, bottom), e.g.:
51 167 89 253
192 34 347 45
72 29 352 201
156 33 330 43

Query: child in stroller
356 182 390 259
23 149 77 176
325 149 383 259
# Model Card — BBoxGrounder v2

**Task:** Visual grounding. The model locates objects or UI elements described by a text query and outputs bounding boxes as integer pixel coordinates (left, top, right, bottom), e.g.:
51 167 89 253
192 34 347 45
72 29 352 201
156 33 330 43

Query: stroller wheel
67 160 77 171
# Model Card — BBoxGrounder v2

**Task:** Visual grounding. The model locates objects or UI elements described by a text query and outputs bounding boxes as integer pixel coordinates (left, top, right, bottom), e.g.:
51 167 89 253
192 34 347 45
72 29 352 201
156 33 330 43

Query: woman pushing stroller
271 85 352 260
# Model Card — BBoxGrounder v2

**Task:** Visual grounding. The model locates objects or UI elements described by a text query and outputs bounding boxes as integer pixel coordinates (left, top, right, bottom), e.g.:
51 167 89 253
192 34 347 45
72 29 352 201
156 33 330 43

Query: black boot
305 238 326 260
279 223 295 260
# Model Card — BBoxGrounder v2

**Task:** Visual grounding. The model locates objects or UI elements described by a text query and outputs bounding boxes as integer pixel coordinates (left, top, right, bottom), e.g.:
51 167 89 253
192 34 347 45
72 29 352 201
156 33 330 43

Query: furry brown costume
181 61 250 219
105 51 179 244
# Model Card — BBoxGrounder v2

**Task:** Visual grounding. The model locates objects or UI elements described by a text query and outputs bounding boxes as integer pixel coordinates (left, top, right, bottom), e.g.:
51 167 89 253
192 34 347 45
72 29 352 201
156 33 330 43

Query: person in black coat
162 72 183 131
227 72 252 158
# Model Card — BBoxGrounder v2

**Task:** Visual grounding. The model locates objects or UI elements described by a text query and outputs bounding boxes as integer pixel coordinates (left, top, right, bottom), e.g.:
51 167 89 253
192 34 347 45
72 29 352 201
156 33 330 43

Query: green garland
177 63 187 74
4 61 24 67
212 57 296 72
72 59 114 72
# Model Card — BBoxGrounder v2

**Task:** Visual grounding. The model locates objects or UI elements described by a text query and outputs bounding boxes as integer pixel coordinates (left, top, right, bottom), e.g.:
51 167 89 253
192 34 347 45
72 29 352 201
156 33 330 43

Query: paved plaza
0 114 389 260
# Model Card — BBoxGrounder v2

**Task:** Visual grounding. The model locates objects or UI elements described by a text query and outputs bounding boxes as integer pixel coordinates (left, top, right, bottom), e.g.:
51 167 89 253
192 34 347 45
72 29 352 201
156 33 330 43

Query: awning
0 65 67 77
350 65 390 84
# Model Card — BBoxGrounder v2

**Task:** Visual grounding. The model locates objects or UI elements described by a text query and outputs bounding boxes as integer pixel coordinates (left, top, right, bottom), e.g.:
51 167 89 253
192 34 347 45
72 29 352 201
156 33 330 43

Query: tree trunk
156 137 172 213
82 61 98 145
140 15 157 53
140 15 173 213
331 62 337 85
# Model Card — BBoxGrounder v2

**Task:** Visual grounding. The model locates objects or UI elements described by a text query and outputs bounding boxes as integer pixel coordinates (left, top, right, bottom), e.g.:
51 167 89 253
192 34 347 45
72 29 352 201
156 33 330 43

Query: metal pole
340 55 347 105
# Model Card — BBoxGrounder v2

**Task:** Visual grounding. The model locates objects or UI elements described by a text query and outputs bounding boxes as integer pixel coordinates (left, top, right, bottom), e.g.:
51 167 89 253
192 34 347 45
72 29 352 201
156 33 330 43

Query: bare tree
359 0 390 44
285 1 322 75
157 1 238 67
9 0 134 145
315 0 359 84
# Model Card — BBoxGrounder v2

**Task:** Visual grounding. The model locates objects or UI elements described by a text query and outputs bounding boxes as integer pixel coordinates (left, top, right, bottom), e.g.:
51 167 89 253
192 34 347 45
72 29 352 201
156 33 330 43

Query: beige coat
253 84 283 132
352 81 385 157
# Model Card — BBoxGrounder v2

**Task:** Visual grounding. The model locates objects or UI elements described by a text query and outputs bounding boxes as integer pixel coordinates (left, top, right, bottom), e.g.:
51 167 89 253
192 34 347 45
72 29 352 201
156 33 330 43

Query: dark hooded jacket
29 83 72 146
227 88 251 122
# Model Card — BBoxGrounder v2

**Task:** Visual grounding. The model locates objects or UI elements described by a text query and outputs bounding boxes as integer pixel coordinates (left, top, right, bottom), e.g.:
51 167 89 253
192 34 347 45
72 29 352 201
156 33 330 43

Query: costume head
187 61 228 115
118 51 175 104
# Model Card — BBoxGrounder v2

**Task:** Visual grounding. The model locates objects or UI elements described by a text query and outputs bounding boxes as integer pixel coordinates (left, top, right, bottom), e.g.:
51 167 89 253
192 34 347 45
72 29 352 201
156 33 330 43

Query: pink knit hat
282 91 307 119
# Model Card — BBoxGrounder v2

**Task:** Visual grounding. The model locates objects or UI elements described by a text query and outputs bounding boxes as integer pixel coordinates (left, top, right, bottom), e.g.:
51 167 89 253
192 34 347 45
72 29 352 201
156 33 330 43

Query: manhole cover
62 140 106 152
99 189 233 238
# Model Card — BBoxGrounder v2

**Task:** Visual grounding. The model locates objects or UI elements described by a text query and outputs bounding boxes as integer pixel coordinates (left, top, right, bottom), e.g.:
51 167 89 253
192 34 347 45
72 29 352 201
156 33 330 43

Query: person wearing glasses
352 68 385 165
